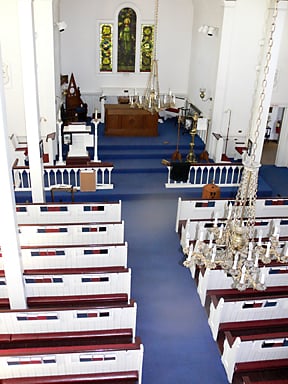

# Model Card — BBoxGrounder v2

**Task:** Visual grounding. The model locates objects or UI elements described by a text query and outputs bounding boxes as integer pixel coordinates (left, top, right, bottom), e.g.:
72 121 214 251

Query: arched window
117 7 137 72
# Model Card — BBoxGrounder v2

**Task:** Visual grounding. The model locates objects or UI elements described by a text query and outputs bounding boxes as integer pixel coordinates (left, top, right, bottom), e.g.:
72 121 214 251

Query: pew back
18 221 124 246
176 197 288 233
0 340 144 382
16 201 122 225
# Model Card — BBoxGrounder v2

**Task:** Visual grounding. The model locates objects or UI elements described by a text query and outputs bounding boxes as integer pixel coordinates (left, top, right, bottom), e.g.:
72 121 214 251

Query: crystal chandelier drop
130 0 175 114
183 0 288 291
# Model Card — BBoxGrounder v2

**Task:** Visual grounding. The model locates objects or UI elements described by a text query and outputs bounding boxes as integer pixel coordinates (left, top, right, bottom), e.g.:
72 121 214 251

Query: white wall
59 0 193 96
187 0 223 118
0 0 26 137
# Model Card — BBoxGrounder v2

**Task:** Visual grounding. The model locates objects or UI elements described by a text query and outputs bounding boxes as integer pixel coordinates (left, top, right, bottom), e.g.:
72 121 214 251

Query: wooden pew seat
0 370 139 384
0 328 133 349
217 318 288 353
232 359 288 384
207 285 288 312
27 293 129 308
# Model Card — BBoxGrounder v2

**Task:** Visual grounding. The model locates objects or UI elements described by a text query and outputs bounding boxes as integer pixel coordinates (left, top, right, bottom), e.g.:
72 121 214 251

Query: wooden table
104 104 158 136
50 185 75 202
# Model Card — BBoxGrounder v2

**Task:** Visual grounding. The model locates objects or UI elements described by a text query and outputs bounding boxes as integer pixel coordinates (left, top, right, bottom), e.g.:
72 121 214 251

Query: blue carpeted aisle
122 198 228 384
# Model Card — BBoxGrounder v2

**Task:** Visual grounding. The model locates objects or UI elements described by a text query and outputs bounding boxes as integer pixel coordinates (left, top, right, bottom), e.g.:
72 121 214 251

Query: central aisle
121 197 229 384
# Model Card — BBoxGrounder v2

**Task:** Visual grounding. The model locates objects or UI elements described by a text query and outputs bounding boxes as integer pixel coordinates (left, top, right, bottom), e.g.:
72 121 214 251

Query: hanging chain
251 0 279 161
153 0 159 60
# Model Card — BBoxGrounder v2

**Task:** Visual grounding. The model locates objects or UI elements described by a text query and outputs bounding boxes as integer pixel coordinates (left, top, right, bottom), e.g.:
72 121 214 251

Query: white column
93 119 100 162
249 0 288 163
0 47 27 309
18 0 45 202
206 0 236 158
100 96 106 123
57 120 65 164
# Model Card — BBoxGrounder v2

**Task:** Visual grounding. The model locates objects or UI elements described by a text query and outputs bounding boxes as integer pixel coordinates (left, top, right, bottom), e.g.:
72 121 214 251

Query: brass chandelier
183 0 288 291
130 0 175 114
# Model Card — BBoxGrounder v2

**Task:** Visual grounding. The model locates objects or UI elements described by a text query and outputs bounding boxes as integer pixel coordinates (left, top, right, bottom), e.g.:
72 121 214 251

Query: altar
104 104 158 136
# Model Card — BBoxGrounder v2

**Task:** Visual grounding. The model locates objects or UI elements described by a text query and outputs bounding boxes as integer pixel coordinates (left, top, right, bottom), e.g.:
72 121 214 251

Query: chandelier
183 0 288 291
130 0 175 114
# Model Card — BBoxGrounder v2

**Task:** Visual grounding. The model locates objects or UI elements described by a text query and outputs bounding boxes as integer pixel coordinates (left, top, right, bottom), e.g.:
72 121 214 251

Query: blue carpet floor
14 118 288 383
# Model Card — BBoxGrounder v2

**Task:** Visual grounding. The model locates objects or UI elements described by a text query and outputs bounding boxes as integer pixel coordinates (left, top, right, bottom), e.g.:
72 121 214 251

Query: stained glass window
100 24 113 72
117 8 136 72
140 25 154 72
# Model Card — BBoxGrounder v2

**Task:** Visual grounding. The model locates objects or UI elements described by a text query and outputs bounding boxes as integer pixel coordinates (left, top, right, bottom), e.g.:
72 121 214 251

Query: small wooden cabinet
202 183 221 199
104 104 158 136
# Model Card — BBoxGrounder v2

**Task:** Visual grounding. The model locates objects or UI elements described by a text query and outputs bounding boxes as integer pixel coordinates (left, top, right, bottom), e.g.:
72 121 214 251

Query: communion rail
165 162 243 188
12 162 114 191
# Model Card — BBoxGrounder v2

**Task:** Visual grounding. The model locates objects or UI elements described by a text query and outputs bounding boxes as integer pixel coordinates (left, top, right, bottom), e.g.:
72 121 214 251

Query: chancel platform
104 104 158 137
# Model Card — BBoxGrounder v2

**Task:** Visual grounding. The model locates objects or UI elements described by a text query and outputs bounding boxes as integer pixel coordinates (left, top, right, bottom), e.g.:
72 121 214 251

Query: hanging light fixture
130 0 175 114
183 0 288 291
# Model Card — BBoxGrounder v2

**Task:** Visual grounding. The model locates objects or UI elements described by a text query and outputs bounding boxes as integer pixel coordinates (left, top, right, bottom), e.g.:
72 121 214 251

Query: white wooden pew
0 268 131 302
176 197 288 233
0 302 137 340
180 217 288 249
18 221 124 246
0 339 144 383
197 265 288 307
222 332 288 383
16 201 122 225
208 294 288 341
0 243 128 270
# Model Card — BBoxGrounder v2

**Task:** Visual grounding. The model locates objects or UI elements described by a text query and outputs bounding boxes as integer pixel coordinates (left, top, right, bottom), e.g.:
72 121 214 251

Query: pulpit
63 123 94 165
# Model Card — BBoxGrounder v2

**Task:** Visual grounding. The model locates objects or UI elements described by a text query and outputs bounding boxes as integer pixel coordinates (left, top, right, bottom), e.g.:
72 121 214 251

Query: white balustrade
165 163 243 189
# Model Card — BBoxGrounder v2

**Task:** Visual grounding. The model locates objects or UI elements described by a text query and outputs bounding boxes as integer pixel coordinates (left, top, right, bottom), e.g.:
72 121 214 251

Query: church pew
0 371 139 384
18 221 125 246
197 264 288 306
180 217 288 249
16 201 122 225
0 329 134 349
27 293 129 308
207 287 288 340
233 360 288 384
0 338 144 383
0 267 131 303
176 197 288 234
237 372 288 384
10 242 128 270
221 330 288 383
0 301 137 342
217 317 288 354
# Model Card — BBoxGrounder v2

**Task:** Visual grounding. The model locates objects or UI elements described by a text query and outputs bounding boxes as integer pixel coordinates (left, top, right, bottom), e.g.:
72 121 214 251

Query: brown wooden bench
0 328 133 349
0 370 139 383
27 293 129 308
24 266 128 275
232 359 288 384
239 374 288 384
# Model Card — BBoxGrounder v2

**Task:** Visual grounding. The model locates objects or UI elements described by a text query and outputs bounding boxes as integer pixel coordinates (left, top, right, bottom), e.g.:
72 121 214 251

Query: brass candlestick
186 113 198 163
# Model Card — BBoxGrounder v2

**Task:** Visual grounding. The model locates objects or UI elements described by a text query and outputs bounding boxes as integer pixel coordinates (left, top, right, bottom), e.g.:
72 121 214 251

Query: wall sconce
199 88 212 102
56 21 67 32
198 25 218 37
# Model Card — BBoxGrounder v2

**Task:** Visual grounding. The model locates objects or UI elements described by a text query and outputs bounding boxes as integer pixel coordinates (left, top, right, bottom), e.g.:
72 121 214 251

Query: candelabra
129 0 175 114
186 113 198 164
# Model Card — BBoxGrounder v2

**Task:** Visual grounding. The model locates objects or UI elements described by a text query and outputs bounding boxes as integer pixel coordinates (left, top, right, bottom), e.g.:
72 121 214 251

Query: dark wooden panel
104 104 158 136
